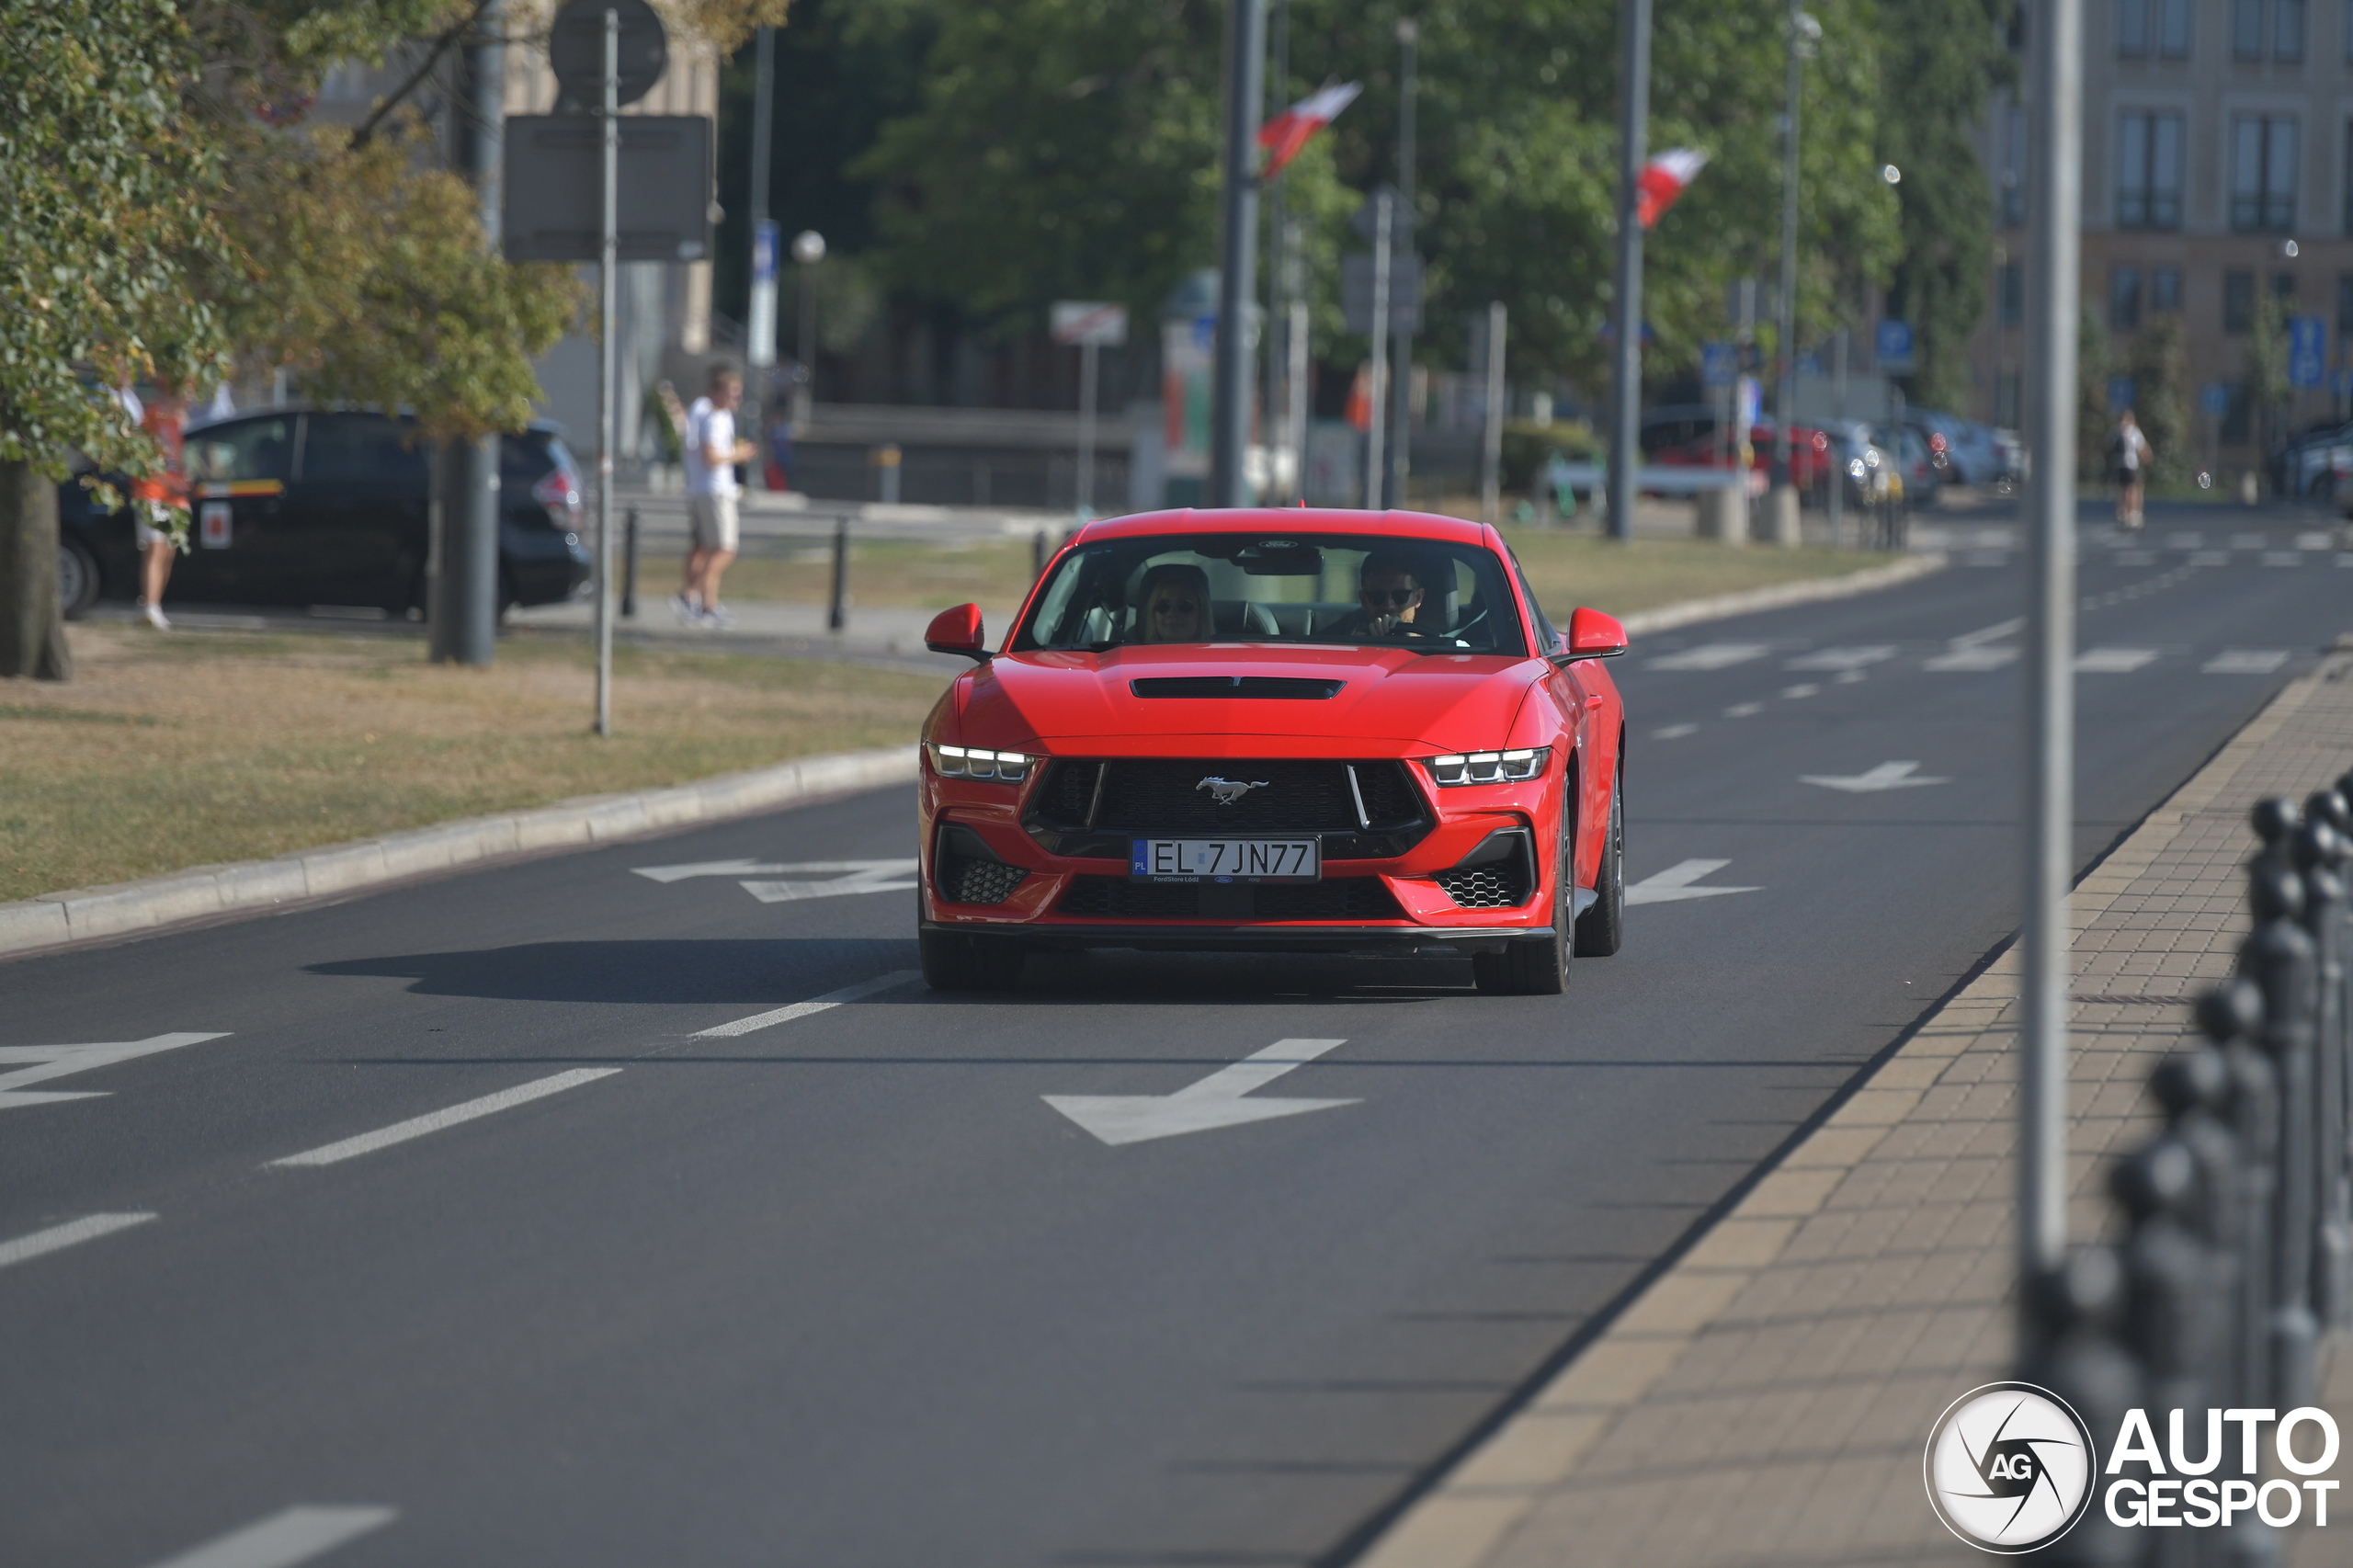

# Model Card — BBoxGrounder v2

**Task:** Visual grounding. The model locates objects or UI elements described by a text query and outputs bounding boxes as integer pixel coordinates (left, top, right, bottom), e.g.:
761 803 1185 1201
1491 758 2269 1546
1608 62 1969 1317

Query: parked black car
56 409 592 619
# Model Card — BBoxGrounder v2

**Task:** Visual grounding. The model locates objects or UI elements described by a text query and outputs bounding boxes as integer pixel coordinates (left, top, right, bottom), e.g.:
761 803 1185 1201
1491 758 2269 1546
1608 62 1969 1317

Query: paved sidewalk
1359 647 2353 1568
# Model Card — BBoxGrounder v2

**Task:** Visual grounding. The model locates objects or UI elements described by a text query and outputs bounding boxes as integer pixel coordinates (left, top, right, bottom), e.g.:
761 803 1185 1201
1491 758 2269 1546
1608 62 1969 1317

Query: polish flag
1257 82 1363 179
1635 148 1709 229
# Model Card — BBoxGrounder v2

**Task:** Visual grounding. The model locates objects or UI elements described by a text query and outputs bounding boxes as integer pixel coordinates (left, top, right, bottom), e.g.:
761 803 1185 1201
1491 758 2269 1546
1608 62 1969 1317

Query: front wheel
1574 767 1625 957
58 541 101 619
920 927 1025 992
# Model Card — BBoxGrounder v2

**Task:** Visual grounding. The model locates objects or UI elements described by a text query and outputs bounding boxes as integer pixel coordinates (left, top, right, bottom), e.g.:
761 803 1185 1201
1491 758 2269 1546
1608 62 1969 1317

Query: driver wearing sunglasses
1342 551 1427 639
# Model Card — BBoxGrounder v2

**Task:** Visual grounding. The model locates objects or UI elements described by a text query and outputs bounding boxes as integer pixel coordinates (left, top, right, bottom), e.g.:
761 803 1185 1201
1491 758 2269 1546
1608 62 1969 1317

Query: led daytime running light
1424 747 1549 787
928 742 1034 782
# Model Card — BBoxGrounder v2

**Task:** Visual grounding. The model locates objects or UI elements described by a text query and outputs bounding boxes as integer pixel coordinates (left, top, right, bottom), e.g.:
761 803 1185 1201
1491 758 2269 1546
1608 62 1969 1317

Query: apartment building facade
1975 0 2353 460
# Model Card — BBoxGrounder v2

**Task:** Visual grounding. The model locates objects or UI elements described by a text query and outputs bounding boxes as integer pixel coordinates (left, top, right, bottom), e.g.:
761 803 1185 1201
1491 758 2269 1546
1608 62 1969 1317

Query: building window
2001 108 2028 227
2160 0 2192 55
2226 269 2256 330
2337 273 2353 330
2278 0 2306 58
2221 383 2253 443
2153 266 2183 312
2118 112 2185 227
1996 372 2022 428
2000 262 2026 327
2113 267 2143 329
2234 0 2265 56
2231 116 2299 230
2273 270 2299 299
2120 0 2150 54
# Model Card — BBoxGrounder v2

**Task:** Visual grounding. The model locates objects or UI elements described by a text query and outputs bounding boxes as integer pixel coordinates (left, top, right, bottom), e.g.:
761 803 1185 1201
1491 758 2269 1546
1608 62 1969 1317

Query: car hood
953 644 1543 755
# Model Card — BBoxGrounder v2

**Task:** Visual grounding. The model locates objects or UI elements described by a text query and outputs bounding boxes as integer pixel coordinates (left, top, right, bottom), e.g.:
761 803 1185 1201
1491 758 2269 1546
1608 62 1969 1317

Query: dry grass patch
0 626 947 903
722 536 1047 610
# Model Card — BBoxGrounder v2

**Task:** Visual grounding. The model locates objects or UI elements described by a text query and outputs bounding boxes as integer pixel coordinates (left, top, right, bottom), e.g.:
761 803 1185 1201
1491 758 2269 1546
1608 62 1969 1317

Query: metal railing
2025 773 2353 1563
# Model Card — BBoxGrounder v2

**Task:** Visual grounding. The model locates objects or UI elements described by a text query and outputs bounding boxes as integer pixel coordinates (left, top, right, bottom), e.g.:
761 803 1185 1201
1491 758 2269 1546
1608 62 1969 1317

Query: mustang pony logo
1196 777 1272 805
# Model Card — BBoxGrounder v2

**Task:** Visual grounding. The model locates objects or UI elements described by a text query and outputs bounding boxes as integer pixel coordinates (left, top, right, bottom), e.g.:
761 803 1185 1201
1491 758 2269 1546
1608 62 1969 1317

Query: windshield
1014 532 1528 656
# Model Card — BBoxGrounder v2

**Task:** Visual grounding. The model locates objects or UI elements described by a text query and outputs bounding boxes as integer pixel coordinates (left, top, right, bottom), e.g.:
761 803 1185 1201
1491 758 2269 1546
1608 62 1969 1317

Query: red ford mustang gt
915 508 1629 994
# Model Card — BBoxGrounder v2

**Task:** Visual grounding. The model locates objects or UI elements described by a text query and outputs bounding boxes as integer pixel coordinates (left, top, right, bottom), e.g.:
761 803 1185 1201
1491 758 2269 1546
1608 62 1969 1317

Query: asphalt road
6 506 2348 1568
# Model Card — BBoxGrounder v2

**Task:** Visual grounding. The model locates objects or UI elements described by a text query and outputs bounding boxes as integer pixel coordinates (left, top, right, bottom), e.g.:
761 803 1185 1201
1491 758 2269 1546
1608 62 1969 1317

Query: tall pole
1605 0 1653 543
1285 256 1309 506
1365 191 1392 509
1768 2 1806 545
1210 0 1267 507
1387 17 1418 510
1481 301 1507 528
1076 338 1099 518
743 25 776 479
2019 0 2084 1293
1264 0 1290 501
434 0 502 665
594 6 618 737
1828 325 1847 546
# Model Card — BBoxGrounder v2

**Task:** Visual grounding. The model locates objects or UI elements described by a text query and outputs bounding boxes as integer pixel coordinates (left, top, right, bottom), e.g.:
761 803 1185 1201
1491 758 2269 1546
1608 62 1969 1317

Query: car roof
1074 507 1497 549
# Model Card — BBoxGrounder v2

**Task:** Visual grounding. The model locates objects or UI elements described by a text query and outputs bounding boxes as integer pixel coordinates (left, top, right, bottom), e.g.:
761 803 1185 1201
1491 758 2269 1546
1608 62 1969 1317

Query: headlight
928 742 1032 782
1424 747 1550 786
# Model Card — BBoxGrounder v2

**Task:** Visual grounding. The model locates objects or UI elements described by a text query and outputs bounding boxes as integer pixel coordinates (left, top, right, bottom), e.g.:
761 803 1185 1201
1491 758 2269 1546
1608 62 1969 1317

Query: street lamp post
791 229 824 428
1768 5 1819 549
1210 0 1268 507
1604 0 1653 544
1387 17 1417 510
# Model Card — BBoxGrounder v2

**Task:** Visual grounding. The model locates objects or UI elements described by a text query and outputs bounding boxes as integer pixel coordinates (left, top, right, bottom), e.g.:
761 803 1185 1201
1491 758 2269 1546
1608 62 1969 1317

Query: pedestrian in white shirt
674 366 754 627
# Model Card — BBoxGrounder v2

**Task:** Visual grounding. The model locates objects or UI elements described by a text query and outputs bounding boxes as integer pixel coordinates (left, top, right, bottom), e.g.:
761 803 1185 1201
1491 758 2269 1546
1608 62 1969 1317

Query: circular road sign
550 0 668 109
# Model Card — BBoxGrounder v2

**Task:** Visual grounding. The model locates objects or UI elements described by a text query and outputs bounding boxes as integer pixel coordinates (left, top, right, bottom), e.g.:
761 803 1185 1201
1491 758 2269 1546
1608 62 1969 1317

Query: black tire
920 927 1024 992
1475 809 1572 995
1574 765 1625 958
58 541 101 620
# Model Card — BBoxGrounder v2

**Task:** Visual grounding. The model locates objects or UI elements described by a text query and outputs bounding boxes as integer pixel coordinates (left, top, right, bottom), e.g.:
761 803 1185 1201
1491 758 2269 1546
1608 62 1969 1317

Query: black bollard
2113 1139 2218 1568
2244 858 2320 1410
2295 812 2352 1330
620 506 639 619
2200 978 2276 1418
2022 1246 2143 1567
827 515 848 633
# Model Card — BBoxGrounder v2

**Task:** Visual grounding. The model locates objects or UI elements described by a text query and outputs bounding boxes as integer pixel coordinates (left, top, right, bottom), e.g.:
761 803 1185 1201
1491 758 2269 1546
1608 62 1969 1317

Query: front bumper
919 918 1555 956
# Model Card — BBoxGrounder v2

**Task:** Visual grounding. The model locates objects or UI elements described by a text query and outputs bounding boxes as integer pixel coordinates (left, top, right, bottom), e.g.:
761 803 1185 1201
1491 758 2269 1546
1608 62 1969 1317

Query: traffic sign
502 115 713 262
1700 341 1736 389
1051 301 1129 347
1341 254 1423 334
1874 318 1914 372
549 0 667 109
2289 315 2326 388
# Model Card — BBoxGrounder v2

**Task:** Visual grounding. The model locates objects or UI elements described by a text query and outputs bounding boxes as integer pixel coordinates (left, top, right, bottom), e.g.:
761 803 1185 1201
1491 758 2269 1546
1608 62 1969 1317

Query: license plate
1131 837 1320 881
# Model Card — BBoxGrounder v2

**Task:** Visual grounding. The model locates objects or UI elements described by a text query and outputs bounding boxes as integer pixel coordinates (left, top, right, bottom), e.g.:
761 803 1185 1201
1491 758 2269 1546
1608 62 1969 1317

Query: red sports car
915 508 1630 994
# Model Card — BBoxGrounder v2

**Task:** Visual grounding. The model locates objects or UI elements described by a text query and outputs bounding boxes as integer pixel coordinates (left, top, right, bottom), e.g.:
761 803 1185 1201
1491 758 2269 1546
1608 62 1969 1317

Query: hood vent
1130 676 1344 700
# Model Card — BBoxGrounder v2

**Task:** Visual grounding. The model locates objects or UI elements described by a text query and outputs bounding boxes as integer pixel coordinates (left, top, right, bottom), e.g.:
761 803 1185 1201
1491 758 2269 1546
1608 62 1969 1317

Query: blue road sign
2290 315 2326 388
1701 341 1736 388
1874 318 1914 372
1795 351 1824 379
2200 381 2230 416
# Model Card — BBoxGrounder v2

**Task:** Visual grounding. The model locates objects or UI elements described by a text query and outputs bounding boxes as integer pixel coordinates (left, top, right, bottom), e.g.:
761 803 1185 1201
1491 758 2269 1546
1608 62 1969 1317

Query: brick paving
1359 652 2353 1568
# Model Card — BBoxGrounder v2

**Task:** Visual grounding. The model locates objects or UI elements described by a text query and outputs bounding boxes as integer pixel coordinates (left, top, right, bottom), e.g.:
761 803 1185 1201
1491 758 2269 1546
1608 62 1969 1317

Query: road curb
1615 550 1947 637
0 745 915 960
1346 647 2353 1568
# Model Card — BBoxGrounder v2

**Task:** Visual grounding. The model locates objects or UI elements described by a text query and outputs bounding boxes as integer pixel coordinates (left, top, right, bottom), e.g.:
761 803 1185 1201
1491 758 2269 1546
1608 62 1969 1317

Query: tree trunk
0 460 74 681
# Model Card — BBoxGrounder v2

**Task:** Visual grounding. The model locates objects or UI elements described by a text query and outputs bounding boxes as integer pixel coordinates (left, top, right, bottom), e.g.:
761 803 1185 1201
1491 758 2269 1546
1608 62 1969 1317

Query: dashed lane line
0 1211 156 1271
141 1506 396 1568
693 969 921 1039
266 1069 621 1169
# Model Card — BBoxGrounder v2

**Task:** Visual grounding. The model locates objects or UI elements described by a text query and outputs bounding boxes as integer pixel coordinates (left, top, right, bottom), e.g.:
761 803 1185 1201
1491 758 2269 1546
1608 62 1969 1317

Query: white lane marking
1785 645 1895 671
2205 648 2291 675
2262 551 2304 567
633 858 915 882
1647 642 1772 671
0 1033 230 1112
1651 722 1699 741
1836 668 1868 685
1045 1038 1356 1147
1949 617 2024 648
740 863 920 903
2296 531 2335 551
1802 760 1949 793
142 1506 397 1568
267 1070 620 1169
1780 684 1820 699
1925 644 2017 672
1722 701 1765 718
1625 859 1762 905
0 1211 156 1271
2075 646 2159 674
694 970 920 1038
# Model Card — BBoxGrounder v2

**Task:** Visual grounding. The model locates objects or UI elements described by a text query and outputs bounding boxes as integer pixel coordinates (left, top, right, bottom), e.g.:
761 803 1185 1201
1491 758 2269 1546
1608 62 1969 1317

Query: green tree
2124 312 2188 485
2245 284 2292 479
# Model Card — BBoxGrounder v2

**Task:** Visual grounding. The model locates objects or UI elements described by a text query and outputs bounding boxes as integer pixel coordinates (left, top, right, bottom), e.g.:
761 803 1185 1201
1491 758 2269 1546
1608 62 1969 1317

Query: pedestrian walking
2111 408 2153 530
669 367 755 629
121 384 190 630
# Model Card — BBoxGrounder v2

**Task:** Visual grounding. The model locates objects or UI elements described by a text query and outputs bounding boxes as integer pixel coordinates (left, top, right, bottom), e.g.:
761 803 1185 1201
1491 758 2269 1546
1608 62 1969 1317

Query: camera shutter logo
1924 1382 2097 1553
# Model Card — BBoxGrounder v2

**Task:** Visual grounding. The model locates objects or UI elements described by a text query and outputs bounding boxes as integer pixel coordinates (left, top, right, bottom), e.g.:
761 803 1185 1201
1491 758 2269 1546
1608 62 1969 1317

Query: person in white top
674 366 755 627
2110 408 2154 530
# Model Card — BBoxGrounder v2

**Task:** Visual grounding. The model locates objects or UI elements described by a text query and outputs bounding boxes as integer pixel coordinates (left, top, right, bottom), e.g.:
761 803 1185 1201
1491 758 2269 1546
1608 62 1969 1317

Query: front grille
1097 758 1356 832
939 856 1027 905
1057 876 1404 921
1433 861 1533 909
1033 761 1098 824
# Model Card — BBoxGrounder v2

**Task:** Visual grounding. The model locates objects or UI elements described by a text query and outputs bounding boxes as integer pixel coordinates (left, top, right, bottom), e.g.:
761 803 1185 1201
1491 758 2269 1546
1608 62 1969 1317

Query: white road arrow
0 1032 229 1111
1045 1038 1357 1146
632 858 920 904
1624 859 1761 905
1800 761 1949 793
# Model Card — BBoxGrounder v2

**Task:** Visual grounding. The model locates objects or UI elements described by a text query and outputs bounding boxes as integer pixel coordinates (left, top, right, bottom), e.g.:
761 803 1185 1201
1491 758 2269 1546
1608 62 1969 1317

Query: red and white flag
1635 148 1709 229
1257 82 1362 179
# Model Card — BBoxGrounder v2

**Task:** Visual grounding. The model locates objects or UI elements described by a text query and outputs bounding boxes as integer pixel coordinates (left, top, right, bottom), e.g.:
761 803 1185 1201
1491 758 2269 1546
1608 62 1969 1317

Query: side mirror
1556 607 1629 663
925 603 989 662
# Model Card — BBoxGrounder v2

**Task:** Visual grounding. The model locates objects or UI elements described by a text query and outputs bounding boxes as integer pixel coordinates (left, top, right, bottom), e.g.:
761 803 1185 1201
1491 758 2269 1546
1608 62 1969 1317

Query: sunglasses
1152 598 1199 614
1361 588 1420 607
